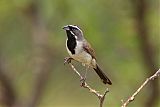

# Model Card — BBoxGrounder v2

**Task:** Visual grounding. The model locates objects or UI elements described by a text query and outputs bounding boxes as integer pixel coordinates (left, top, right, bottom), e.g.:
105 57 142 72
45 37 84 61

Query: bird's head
63 25 84 40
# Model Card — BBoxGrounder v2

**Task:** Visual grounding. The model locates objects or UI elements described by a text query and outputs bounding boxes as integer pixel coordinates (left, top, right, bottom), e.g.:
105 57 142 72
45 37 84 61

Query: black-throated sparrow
63 25 112 85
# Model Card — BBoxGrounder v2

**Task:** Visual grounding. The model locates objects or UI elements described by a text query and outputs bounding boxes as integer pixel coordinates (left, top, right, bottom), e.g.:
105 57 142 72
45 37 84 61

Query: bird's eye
71 27 75 30
69 26 77 31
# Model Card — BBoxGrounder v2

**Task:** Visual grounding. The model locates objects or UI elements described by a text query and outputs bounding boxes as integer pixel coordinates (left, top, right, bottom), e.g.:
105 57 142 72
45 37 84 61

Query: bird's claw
80 77 86 87
64 57 72 65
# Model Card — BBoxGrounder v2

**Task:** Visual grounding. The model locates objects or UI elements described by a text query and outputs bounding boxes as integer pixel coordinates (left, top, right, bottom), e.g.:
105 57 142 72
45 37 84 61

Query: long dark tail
93 64 112 85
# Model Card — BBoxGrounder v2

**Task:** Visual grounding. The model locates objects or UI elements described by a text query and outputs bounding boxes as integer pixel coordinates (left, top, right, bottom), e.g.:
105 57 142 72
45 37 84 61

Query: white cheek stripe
70 31 77 39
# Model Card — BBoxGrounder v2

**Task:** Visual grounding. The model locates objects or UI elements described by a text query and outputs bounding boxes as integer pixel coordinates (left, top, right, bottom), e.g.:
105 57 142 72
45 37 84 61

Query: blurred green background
0 0 159 107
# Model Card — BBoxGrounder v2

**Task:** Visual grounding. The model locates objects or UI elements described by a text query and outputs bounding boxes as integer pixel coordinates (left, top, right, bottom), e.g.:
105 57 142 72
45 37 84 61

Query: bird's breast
72 51 92 65
66 40 96 67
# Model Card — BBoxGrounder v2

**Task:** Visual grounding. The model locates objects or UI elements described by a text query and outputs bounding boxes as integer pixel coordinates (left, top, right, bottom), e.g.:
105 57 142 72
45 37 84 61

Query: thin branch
121 68 160 107
67 62 109 107
132 0 159 106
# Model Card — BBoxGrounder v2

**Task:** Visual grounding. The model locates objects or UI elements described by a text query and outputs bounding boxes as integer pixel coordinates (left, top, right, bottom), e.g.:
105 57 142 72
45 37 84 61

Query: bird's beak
62 25 70 30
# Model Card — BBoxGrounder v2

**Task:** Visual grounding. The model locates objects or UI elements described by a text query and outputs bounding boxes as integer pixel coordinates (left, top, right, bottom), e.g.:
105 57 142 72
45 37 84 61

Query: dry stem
121 69 160 107
68 62 109 107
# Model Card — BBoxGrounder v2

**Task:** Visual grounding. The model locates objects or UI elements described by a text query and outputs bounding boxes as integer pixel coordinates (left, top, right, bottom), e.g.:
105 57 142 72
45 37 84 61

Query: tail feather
93 64 112 85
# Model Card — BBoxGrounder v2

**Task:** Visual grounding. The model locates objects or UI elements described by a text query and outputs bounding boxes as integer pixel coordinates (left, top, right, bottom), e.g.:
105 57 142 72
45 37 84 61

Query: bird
63 25 112 85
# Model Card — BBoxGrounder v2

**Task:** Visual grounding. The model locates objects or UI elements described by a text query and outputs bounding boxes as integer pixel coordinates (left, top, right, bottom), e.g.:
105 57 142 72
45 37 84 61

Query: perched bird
63 25 112 85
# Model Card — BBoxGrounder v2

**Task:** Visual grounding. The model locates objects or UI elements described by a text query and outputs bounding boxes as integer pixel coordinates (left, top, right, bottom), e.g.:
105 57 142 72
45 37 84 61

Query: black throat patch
66 30 76 54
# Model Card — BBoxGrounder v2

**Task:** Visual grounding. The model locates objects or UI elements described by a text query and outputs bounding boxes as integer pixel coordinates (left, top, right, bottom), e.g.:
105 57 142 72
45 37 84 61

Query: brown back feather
83 40 96 60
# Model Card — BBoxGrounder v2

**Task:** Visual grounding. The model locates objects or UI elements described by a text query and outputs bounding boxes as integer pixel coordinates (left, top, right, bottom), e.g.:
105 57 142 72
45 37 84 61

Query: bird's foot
80 77 86 87
64 57 73 65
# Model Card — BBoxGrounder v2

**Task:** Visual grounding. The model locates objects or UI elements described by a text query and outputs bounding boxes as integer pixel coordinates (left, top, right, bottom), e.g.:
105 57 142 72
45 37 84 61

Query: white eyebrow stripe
68 25 82 33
